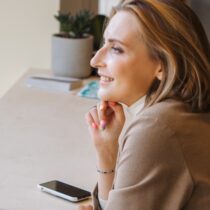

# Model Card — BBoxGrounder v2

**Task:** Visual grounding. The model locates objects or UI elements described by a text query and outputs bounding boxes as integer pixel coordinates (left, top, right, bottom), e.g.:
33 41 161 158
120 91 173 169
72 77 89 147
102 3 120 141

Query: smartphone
37 180 91 202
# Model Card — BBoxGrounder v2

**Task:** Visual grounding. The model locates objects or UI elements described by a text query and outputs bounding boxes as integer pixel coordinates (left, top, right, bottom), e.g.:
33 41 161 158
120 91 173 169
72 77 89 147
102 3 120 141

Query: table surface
0 69 98 210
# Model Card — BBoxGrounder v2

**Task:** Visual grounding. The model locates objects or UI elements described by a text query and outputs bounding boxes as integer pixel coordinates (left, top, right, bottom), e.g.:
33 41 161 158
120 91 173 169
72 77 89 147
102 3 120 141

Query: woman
78 0 210 209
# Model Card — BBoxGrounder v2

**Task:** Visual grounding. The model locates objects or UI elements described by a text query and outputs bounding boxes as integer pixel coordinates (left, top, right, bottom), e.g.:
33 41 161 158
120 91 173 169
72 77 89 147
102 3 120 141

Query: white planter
51 35 93 78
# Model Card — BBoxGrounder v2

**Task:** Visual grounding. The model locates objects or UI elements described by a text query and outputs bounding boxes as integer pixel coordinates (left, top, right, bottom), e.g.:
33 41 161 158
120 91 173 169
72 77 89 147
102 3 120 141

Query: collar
121 96 146 117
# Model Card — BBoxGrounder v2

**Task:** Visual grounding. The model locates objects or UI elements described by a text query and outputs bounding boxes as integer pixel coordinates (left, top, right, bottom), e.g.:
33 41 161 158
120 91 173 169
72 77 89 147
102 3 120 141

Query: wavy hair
111 0 210 112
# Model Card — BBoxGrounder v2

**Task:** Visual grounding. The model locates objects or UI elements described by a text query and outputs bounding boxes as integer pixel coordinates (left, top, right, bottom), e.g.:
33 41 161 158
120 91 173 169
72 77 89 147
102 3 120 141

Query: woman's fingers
85 112 97 130
90 106 100 125
76 205 93 210
98 101 107 120
85 106 100 128
85 101 124 132
108 101 124 122
96 101 107 130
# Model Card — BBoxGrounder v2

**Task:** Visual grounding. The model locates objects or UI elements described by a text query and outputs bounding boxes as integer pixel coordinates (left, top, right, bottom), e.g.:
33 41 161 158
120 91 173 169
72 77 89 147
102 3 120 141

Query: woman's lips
98 73 114 86
100 75 114 82
99 75 114 86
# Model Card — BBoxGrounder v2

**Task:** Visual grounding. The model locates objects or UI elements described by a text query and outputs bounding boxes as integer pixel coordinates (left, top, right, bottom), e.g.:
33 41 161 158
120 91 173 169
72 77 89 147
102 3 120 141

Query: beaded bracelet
97 168 115 174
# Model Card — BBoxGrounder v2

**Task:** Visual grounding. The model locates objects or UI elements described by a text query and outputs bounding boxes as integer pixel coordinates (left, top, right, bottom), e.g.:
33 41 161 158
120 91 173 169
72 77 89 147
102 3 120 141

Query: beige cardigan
93 99 210 210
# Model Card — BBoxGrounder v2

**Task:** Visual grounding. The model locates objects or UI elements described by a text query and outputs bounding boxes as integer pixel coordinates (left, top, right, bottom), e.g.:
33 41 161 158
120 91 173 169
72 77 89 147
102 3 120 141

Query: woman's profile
78 0 210 209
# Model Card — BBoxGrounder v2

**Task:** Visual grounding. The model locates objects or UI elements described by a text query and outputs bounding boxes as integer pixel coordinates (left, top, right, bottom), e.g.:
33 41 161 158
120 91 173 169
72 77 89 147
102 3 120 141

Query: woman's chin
98 89 113 101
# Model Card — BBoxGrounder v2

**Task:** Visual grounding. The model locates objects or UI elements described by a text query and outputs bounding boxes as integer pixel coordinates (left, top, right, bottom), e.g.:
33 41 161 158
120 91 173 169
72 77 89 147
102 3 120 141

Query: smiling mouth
100 75 114 82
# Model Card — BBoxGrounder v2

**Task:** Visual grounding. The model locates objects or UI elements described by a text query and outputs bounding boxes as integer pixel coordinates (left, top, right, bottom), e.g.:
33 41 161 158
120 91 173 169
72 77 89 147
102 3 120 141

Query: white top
122 95 146 118
99 96 146 209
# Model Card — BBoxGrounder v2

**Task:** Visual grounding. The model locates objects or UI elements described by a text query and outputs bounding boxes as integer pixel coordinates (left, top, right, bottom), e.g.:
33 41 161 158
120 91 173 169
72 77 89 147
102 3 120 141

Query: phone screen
38 180 91 202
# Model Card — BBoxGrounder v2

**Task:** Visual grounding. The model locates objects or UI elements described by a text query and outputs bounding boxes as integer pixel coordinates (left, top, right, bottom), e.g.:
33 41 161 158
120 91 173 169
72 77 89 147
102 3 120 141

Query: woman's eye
111 46 124 54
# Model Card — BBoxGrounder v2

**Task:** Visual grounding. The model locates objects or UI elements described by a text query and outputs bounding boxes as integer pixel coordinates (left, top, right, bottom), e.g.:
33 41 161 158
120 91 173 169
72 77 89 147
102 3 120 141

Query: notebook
78 81 99 99
26 74 82 92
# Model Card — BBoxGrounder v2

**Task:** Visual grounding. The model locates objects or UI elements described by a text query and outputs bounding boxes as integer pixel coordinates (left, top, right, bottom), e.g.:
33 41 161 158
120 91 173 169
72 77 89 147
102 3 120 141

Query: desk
0 69 98 210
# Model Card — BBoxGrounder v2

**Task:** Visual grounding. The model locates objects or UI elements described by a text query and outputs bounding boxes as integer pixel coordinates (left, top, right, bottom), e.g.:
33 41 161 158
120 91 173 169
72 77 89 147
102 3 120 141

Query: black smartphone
37 180 91 202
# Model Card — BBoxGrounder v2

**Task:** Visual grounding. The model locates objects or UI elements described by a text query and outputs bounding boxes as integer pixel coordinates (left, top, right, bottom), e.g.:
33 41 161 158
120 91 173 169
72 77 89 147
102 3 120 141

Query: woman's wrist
96 154 117 171
97 167 115 174
96 159 116 172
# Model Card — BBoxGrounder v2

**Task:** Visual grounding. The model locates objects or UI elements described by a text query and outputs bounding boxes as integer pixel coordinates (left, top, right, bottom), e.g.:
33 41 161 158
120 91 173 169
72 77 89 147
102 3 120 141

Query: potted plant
90 14 107 52
52 10 93 78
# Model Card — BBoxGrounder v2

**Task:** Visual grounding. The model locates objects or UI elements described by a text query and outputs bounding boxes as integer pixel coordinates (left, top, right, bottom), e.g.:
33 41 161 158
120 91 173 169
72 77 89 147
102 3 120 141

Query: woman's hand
76 204 93 210
85 101 125 169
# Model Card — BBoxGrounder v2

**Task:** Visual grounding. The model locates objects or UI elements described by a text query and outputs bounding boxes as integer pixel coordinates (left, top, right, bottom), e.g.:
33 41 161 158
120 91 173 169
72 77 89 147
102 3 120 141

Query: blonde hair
111 0 210 112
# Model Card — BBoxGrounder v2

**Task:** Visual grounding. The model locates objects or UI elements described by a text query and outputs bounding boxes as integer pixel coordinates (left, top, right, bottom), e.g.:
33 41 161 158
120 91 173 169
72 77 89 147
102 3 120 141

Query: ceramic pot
51 35 93 78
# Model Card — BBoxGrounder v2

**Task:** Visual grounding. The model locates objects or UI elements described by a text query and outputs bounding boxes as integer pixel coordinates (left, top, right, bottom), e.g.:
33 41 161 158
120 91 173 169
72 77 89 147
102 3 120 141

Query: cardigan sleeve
93 115 194 210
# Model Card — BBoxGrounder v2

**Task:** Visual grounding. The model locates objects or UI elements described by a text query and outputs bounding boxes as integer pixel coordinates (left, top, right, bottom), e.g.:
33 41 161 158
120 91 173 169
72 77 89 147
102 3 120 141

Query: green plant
90 14 108 51
54 10 108 51
54 10 93 38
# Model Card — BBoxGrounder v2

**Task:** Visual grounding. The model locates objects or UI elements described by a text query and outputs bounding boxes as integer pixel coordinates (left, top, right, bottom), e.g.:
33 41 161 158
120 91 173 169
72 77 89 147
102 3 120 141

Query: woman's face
90 11 162 106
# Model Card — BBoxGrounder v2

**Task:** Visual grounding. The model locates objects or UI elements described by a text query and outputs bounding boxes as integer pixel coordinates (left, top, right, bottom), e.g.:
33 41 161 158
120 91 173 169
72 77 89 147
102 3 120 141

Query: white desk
0 69 98 210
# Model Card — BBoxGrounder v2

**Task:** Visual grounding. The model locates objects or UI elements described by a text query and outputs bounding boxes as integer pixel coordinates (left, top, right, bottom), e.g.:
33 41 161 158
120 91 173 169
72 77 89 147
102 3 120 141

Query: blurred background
0 0 209 97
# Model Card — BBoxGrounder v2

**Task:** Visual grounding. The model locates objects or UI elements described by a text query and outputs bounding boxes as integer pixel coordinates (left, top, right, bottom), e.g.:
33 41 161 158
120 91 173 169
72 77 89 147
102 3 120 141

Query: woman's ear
155 63 163 81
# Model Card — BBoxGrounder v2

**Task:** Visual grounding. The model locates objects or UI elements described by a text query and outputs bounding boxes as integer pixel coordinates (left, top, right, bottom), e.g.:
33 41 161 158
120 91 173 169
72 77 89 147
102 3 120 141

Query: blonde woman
78 0 210 209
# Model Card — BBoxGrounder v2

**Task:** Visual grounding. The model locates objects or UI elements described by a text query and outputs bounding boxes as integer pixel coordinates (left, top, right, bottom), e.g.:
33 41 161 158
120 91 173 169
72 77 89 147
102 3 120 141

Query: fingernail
100 104 105 111
91 122 98 129
100 120 106 130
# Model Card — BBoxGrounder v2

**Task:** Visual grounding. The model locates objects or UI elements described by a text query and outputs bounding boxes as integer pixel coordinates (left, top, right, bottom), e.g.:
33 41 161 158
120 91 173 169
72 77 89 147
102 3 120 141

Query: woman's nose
90 48 106 69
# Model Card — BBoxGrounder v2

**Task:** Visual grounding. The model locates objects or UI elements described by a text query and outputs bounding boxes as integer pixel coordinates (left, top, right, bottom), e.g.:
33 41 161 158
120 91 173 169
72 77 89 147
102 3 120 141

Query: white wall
98 0 121 16
0 0 59 97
